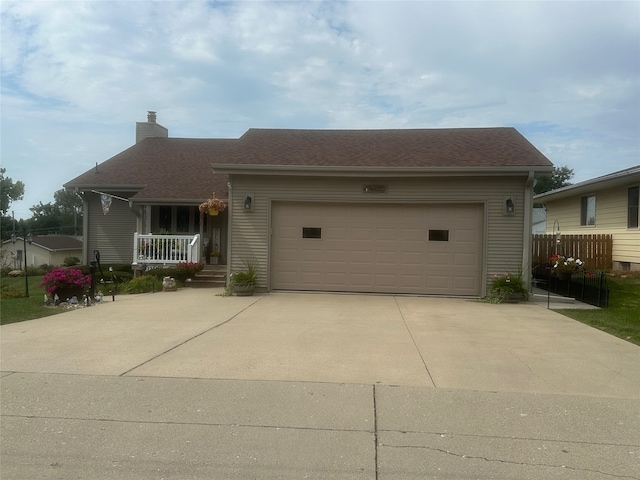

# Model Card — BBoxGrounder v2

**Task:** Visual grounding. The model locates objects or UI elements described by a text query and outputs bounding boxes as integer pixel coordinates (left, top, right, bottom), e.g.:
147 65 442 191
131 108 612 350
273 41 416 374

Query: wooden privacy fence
532 234 613 271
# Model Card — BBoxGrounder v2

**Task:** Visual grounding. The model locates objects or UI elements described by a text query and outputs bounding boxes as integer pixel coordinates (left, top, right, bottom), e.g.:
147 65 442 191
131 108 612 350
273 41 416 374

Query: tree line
1 168 83 240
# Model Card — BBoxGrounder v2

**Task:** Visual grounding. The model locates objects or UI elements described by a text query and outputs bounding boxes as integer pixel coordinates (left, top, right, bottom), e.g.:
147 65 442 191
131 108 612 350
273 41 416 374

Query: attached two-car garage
271 202 484 296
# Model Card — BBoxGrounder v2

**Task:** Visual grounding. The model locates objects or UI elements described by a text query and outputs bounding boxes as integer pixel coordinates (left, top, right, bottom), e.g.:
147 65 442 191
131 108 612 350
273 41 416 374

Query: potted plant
549 254 584 280
199 193 226 216
40 268 91 302
210 252 220 265
230 259 259 296
487 271 529 303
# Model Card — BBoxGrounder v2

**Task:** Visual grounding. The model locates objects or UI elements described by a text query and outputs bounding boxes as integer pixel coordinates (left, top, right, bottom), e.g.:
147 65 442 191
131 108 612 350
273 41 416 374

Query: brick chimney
136 111 168 143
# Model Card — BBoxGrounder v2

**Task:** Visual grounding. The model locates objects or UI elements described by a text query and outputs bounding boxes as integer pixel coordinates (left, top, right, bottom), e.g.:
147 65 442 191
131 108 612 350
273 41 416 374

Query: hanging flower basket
199 193 226 214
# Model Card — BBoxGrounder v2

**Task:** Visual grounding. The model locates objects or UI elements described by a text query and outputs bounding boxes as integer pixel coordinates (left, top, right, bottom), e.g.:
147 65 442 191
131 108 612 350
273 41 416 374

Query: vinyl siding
544 184 640 265
229 175 529 294
86 192 138 264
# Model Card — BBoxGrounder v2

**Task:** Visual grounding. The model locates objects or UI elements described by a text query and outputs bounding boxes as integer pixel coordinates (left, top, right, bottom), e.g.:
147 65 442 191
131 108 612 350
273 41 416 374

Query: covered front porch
131 204 227 269
132 233 202 267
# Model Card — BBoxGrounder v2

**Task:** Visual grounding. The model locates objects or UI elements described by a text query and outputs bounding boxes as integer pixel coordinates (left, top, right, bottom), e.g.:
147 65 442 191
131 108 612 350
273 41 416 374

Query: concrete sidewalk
2 290 639 479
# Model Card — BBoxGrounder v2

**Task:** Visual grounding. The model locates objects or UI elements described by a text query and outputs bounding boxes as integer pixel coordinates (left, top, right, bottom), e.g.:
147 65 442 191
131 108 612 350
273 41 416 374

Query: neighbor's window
580 195 596 226
629 186 639 229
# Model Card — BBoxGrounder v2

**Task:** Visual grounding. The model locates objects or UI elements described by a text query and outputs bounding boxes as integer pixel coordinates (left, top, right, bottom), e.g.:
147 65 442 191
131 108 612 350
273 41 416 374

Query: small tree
534 166 574 195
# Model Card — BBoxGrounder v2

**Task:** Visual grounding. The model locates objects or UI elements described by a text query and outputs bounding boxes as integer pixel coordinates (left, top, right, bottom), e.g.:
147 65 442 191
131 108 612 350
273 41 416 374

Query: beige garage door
271 202 483 295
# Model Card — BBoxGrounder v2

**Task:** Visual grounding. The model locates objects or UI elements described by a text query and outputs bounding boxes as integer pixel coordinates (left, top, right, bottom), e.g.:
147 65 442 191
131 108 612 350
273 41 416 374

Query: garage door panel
377 228 400 241
454 253 478 266
427 252 450 266
454 277 477 289
402 229 425 242
324 228 347 240
454 229 478 243
351 273 373 287
401 275 423 288
272 203 482 295
427 275 450 288
376 252 400 265
324 275 348 289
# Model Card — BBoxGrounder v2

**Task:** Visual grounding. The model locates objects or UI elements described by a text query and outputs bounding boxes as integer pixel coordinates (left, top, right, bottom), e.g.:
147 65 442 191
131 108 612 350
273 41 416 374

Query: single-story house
64 112 553 296
1 235 83 269
534 165 640 271
532 207 547 234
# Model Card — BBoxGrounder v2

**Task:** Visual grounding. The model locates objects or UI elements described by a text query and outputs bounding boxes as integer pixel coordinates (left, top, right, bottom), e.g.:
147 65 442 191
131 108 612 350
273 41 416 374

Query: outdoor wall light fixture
504 197 515 215
244 193 254 211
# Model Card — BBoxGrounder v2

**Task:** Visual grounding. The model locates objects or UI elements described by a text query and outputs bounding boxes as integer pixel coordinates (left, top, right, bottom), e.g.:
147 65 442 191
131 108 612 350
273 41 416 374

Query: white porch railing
132 233 201 266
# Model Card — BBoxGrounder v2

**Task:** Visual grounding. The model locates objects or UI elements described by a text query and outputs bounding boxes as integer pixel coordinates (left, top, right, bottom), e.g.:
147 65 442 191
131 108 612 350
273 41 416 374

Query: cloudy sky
2 0 638 220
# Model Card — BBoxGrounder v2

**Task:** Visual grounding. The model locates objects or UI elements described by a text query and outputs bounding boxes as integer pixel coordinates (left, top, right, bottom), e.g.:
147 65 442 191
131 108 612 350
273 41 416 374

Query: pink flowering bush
40 268 91 295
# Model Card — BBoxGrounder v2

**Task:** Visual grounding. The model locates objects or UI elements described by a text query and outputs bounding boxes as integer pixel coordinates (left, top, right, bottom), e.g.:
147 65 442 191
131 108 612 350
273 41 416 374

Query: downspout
128 201 143 230
226 180 233 283
523 171 535 289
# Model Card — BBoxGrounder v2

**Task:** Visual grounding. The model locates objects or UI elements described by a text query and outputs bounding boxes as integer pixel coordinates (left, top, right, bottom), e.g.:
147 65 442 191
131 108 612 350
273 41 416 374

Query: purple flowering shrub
40 268 91 295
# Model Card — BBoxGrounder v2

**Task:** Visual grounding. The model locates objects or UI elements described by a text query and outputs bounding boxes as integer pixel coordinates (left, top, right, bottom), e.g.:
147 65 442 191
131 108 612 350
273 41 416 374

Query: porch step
187 264 227 288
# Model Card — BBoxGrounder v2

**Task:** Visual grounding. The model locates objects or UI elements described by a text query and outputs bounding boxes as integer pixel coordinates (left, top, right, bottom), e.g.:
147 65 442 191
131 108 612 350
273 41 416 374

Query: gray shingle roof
65 138 234 201
65 127 552 202
233 127 552 168
31 236 82 251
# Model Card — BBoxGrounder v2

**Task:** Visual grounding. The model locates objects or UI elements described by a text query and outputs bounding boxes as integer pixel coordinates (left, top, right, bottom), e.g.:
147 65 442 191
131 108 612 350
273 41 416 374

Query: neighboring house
532 207 547 234
65 112 553 296
2 235 83 269
534 165 640 271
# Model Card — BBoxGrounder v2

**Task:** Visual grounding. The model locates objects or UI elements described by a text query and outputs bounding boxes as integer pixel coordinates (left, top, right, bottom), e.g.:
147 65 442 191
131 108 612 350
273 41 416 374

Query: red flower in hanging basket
198 195 226 213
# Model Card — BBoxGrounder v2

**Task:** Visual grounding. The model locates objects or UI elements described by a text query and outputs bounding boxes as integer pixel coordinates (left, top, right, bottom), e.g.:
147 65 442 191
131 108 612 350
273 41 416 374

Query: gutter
210 164 554 177
534 166 640 201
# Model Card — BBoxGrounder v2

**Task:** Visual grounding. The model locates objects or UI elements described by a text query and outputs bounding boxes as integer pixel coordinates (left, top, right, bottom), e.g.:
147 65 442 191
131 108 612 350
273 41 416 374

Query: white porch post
133 232 140 264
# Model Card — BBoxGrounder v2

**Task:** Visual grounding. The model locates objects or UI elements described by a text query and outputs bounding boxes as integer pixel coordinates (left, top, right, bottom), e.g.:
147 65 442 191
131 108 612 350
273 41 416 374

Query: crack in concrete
3 413 373 434
373 384 379 480
378 443 640 479
393 296 436 388
118 296 265 377
505 347 559 390
377 429 640 448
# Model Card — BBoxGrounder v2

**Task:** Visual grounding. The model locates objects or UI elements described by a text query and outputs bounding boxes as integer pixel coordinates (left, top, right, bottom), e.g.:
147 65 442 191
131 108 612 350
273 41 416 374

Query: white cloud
1 0 638 217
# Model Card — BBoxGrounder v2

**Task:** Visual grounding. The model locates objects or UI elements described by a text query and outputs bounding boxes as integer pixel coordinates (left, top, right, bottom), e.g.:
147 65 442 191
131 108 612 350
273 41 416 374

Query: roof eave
129 197 229 205
210 164 553 177
534 167 640 202
65 184 146 192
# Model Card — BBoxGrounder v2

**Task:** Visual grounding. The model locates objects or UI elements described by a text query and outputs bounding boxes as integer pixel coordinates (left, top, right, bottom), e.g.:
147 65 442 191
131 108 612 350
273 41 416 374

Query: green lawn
0 275 65 325
557 272 640 346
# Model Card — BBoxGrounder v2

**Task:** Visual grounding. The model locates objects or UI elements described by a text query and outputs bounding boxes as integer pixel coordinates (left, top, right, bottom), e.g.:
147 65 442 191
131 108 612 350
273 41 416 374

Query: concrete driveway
2 290 639 479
